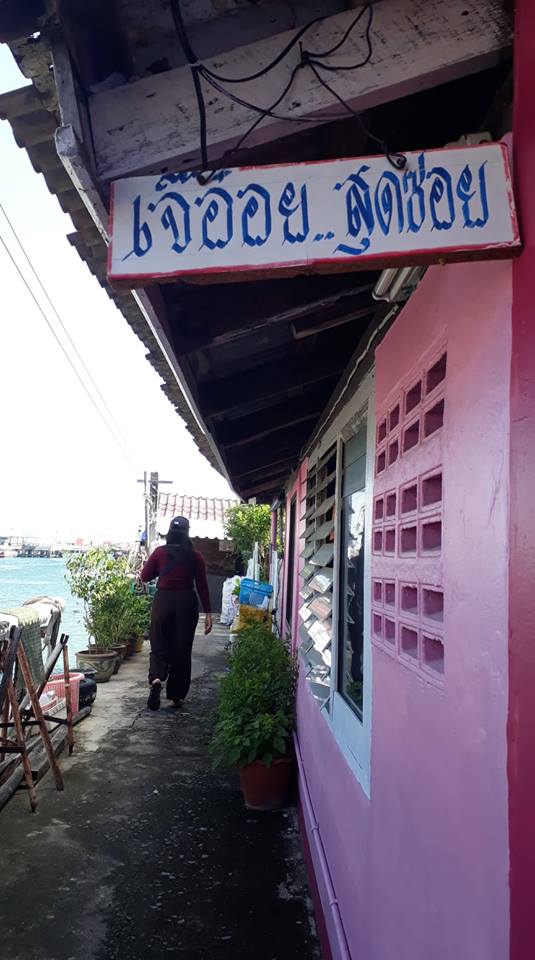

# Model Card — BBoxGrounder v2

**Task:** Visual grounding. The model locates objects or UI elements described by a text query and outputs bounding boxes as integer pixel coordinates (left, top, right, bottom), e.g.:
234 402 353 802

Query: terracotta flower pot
75 649 118 683
238 756 293 811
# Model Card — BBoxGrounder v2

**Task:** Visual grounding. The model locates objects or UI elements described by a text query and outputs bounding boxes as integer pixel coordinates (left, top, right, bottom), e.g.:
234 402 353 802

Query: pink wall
509 0 535 953
297 259 512 960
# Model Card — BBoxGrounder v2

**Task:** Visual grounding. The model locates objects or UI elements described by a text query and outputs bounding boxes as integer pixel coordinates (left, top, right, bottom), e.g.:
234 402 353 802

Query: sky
0 45 234 544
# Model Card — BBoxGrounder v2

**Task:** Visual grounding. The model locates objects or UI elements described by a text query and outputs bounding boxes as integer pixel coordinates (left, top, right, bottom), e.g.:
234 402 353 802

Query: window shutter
299 443 338 706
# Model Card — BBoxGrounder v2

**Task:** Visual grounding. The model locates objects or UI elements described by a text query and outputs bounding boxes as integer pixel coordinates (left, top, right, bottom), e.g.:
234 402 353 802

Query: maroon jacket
141 546 211 613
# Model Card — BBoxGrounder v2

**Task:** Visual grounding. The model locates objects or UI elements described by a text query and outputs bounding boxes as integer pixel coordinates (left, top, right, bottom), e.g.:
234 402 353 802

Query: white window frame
311 370 374 797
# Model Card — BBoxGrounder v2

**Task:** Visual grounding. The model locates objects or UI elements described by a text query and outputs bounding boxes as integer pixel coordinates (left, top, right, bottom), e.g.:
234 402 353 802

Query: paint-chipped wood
90 0 512 181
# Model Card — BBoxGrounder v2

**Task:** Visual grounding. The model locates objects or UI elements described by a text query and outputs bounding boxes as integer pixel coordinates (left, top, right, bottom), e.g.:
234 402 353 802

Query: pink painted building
278 257 512 959
274 8 535 949
1 1 533 957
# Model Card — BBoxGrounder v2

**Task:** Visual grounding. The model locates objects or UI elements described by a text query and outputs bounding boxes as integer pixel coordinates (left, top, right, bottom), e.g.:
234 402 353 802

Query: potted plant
66 549 133 682
122 589 152 656
130 591 152 653
211 621 297 810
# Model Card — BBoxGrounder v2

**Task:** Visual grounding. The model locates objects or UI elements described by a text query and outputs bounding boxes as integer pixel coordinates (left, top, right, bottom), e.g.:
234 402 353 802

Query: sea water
0 557 88 658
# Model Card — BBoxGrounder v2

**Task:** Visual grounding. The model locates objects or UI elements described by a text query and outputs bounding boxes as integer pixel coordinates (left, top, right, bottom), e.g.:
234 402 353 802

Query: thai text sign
108 143 519 284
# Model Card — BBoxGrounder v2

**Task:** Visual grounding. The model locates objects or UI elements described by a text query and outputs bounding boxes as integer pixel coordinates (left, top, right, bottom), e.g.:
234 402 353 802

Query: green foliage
66 548 128 604
224 503 271 562
87 579 133 649
126 590 152 636
211 621 297 769
66 548 151 649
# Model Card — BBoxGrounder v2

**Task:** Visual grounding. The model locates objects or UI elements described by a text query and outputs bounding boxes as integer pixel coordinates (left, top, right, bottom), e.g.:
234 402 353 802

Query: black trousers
148 589 199 701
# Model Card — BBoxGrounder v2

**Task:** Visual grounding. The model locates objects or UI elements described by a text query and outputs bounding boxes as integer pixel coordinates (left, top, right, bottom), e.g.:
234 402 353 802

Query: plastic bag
221 576 240 626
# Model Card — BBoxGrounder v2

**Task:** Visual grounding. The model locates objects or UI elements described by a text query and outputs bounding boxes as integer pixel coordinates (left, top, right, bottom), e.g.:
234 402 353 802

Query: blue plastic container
239 578 273 608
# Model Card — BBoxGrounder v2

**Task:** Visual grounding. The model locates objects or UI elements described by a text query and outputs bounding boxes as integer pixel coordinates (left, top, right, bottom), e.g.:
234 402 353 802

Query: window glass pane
344 429 366 467
338 427 367 717
342 454 366 497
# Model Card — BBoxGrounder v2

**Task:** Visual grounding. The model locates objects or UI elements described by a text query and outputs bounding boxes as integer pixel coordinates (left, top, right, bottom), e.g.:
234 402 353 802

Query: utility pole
137 471 172 553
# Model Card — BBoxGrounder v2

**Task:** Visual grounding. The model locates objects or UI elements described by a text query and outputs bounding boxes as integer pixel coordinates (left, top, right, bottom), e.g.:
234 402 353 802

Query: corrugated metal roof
157 494 238 540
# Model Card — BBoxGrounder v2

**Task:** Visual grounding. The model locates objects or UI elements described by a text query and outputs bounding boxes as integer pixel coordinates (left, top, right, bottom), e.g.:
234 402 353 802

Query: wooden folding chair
0 628 75 813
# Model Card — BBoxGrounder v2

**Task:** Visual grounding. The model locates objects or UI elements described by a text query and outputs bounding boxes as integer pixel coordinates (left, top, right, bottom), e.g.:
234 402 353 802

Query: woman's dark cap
168 516 190 535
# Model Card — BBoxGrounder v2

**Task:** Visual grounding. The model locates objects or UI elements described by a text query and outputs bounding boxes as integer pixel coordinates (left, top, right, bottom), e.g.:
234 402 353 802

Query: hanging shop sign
108 142 520 285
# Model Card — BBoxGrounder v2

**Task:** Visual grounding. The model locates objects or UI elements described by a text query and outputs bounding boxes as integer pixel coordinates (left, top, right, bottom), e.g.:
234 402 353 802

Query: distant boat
0 548 18 558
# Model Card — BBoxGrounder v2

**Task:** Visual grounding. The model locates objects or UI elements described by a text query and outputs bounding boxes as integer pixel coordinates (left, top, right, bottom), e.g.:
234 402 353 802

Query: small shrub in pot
211 621 297 810
66 548 133 681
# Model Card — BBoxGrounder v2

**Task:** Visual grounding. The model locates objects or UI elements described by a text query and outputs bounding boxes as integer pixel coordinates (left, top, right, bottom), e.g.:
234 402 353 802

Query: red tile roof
157 494 239 539
158 495 238 522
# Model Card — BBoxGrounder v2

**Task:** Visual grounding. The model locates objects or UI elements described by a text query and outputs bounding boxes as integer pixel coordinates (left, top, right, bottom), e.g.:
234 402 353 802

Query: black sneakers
147 681 162 711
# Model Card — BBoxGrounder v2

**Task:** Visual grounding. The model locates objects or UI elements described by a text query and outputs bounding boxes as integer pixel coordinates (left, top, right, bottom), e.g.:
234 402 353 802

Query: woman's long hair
165 525 195 572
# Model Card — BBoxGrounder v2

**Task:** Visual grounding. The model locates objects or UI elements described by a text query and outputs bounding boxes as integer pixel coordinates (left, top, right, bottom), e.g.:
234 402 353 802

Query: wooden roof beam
226 421 314 474
170 283 375 356
240 475 290 498
89 0 511 182
201 355 342 418
215 387 328 447
234 456 298 483
220 411 320 450
291 305 373 340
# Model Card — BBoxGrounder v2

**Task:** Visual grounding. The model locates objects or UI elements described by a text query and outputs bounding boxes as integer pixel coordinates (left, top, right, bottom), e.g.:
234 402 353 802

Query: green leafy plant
224 503 271 576
211 621 297 769
66 548 136 650
124 589 152 638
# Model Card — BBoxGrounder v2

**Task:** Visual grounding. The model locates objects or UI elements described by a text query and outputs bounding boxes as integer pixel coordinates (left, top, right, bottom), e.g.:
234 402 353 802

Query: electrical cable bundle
169 1 406 177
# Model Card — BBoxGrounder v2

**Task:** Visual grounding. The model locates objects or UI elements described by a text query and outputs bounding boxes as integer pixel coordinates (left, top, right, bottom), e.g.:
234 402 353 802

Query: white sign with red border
108 143 519 285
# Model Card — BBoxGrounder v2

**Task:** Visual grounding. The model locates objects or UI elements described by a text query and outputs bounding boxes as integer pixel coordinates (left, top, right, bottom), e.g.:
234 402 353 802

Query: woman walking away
141 516 213 712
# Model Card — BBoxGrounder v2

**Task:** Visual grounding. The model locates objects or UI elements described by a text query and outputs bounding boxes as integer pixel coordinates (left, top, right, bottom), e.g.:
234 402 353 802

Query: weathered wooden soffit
0 0 514 500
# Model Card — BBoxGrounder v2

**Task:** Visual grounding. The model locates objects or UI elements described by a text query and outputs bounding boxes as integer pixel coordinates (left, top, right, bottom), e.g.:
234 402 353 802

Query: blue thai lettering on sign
110 144 518 280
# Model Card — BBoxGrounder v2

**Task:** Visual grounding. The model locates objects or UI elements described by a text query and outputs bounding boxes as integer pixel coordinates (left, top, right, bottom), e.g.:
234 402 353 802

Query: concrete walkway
0 623 320 960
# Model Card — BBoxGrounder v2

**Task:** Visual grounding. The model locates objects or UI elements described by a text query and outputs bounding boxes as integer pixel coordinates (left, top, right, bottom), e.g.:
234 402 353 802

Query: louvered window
337 421 367 717
299 443 337 706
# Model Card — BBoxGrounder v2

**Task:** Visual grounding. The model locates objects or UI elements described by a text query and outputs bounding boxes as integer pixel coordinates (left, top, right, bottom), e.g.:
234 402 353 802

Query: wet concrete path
0 625 320 960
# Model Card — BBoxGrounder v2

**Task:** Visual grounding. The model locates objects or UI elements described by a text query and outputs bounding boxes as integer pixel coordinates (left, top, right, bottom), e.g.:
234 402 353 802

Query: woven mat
0 607 44 692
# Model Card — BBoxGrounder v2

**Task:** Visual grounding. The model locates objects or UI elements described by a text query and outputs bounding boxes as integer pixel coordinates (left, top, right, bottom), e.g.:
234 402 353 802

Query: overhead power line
0 200 130 449
0 228 134 465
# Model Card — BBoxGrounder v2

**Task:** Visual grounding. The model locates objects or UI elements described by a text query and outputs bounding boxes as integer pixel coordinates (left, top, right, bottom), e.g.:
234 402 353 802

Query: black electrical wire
174 3 372 85
169 0 197 65
306 6 373 73
218 62 306 158
170 0 404 173
305 4 371 61
199 65 349 126
199 16 326 85
191 67 209 170
307 60 406 170
169 0 210 170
